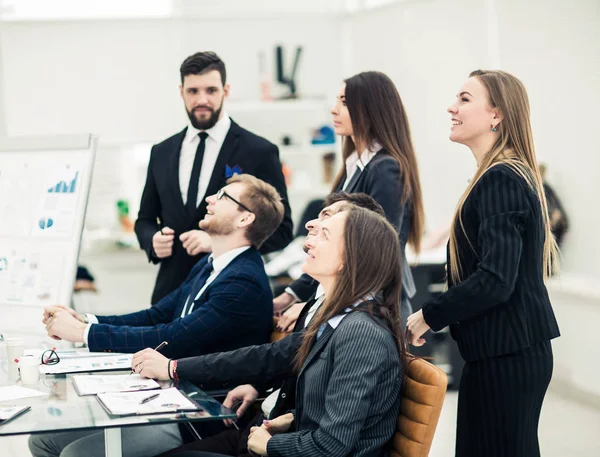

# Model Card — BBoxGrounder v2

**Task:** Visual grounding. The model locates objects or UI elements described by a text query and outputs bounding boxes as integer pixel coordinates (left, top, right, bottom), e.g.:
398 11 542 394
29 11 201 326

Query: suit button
281 393 286 399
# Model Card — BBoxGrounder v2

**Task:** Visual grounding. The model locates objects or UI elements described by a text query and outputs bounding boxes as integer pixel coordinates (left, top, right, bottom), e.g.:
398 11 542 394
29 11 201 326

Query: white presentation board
0 135 96 339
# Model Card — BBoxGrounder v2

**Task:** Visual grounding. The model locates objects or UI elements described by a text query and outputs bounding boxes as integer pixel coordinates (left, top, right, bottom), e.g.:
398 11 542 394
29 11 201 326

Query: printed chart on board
0 146 94 308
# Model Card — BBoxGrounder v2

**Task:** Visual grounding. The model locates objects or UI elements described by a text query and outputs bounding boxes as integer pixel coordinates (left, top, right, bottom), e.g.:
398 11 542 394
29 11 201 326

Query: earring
491 125 498 132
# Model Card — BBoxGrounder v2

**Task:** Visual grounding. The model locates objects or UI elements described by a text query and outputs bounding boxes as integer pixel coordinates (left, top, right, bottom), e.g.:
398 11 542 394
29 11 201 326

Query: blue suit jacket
87 247 273 358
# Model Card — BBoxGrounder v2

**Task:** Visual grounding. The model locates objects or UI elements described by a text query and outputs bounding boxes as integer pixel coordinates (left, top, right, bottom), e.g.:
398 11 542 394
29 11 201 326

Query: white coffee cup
4 337 25 365
18 356 40 385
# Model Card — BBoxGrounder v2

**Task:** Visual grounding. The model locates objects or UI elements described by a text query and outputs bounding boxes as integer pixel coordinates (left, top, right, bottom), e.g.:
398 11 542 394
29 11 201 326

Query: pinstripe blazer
267 310 403 457
422 164 560 362
87 248 273 358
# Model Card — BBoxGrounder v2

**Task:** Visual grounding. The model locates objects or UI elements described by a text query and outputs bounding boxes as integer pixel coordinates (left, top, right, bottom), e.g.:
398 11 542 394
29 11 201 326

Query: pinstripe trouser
456 340 553 457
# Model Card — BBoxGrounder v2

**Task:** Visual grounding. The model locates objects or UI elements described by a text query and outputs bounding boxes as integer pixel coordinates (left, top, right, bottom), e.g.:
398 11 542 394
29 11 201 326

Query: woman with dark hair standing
276 71 425 327
407 70 560 457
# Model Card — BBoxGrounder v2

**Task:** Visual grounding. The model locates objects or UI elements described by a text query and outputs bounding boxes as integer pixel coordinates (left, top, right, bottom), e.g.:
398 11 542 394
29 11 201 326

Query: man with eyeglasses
42 174 283 363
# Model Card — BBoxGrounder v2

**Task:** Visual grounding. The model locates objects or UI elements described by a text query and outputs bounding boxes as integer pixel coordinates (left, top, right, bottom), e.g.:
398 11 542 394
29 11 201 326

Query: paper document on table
25 349 129 359
0 405 31 424
40 354 133 374
0 386 48 402
97 387 200 416
72 374 160 396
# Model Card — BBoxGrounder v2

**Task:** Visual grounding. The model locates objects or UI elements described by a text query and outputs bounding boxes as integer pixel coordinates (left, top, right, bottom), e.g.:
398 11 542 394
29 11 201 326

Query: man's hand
43 305 83 325
45 309 86 342
248 426 272 456
277 302 305 332
179 230 212 256
262 412 294 435
152 227 175 258
222 384 259 427
406 309 431 347
273 292 297 316
131 348 171 380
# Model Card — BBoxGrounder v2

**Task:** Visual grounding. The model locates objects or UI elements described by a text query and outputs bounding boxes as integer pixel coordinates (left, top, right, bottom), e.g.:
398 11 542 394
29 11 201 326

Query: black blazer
135 120 294 304
422 164 560 362
175 294 316 416
289 151 416 315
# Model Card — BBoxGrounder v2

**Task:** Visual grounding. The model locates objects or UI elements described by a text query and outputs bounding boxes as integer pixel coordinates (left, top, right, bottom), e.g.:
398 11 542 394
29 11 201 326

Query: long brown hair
295 206 408 371
332 71 424 253
448 70 559 283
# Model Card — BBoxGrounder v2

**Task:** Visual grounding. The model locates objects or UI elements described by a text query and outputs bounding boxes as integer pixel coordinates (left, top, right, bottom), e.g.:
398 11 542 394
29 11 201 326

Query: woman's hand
222 384 259 427
248 426 272 456
406 309 431 347
262 412 294 434
277 302 305 332
131 348 170 380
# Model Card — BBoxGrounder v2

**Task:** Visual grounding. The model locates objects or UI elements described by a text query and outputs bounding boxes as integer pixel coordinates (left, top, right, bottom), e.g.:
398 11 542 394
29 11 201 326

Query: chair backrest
390 356 448 457
271 317 287 342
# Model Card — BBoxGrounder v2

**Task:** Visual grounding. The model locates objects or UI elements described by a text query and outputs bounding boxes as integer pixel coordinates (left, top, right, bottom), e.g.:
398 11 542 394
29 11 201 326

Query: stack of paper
40 354 133 374
97 387 200 416
72 374 160 396
0 405 31 424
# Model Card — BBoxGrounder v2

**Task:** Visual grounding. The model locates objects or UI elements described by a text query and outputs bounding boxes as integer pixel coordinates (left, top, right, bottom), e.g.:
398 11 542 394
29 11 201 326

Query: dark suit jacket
87 248 274 358
422 165 561 362
288 151 415 320
135 119 294 304
267 310 402 457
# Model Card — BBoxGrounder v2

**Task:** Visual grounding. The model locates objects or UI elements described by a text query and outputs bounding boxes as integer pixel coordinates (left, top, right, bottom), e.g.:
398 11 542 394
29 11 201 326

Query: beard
187 98 224 130
199 213 235 237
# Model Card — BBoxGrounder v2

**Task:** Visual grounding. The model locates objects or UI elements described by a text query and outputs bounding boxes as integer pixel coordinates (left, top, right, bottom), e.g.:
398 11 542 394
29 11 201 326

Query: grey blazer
267 310 403 457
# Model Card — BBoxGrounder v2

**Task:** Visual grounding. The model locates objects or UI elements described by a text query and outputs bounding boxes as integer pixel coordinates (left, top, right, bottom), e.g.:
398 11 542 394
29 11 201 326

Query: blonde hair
448 70 559 284
226 174 284 248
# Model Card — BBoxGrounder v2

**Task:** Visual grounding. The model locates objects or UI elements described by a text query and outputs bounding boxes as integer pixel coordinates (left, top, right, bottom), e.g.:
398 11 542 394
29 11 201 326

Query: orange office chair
391 356 448 457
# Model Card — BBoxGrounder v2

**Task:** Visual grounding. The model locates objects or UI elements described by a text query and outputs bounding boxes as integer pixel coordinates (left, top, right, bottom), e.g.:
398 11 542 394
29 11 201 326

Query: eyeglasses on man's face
216 188 253 213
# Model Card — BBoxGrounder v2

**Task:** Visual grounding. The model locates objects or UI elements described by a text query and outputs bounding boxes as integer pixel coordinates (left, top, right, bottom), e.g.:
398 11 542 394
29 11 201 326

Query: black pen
139 392 160 404
132 341 169 374
157 217 164 235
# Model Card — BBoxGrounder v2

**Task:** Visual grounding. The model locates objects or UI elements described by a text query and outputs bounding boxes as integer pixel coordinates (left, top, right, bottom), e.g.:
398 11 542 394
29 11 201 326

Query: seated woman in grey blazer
181 205 408 457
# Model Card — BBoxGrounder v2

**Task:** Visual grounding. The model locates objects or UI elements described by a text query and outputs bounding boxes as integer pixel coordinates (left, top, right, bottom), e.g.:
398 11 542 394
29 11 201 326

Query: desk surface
0 361 235 437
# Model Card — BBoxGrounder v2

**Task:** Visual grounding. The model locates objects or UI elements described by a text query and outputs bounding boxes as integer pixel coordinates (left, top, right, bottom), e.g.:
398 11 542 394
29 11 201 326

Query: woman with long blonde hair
407 70 560 457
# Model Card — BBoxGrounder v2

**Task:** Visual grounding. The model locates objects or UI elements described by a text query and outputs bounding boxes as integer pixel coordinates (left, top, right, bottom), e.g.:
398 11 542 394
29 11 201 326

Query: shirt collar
327 293 376 329
345 141 382 172
315 284 325 299
207 244 250 275
185 112 231 145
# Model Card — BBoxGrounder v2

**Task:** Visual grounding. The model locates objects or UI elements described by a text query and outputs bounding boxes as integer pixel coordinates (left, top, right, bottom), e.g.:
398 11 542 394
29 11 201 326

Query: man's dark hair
180 51 226 85
324 192 385 217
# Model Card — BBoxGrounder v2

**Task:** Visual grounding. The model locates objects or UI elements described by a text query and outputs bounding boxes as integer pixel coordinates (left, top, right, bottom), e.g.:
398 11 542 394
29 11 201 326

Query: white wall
0 15 344 231
347 0 600 399
0 16 343 143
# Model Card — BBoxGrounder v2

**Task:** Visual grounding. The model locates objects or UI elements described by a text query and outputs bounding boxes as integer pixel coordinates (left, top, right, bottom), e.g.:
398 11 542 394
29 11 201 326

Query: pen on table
131 341 169 374
157 217 164 235
139 392 160 404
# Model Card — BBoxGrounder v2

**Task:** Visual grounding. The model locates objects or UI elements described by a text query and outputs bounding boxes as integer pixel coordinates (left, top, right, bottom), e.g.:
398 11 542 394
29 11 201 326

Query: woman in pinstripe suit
406 70 560 457
181 206 407 457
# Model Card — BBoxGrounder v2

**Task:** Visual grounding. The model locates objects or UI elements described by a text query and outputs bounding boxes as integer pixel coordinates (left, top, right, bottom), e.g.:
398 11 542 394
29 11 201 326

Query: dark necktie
186 132 209 216
184 257 214 316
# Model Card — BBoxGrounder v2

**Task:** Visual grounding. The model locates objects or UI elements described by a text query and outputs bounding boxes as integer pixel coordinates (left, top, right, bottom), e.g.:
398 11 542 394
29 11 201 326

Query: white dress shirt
342 141 382 190
83 245 250 344
179 114 232 207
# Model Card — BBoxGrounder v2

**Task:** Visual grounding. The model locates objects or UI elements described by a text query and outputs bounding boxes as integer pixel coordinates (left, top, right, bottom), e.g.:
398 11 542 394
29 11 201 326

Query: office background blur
0 0 598 455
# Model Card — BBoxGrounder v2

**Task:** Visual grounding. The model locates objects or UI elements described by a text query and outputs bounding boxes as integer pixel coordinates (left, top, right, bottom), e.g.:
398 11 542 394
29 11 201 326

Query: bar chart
48 171 78 194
